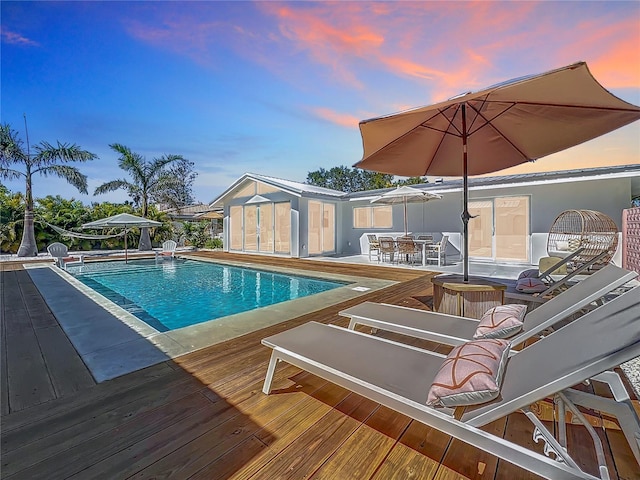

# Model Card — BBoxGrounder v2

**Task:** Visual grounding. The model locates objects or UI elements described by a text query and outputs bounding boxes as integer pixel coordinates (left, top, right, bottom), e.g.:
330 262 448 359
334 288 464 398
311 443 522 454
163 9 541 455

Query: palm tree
0 123 96 257
94 143 184 250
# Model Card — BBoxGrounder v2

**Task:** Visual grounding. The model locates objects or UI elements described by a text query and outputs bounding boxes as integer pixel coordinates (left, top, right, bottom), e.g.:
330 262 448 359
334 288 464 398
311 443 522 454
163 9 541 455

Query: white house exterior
210 165 640 265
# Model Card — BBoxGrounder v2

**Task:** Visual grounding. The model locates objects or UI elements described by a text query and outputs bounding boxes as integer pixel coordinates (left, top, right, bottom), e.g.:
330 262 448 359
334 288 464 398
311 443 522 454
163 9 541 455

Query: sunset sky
2 1 639 204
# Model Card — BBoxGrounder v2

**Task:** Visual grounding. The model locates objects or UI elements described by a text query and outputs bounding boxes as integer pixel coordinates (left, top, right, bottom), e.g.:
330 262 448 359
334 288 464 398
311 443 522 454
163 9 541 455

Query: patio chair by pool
340 264 637 348
47 242 84 270
262 288 640 479
157 240 177 259
366 234 380 261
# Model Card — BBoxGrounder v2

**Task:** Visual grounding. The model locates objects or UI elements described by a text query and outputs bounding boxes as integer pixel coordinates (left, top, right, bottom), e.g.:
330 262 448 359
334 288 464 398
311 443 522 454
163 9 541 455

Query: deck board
1 252 638 480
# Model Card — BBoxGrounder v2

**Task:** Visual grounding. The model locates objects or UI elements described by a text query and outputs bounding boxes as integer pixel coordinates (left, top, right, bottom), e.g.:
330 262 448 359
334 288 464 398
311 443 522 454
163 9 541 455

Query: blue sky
2 1 639 205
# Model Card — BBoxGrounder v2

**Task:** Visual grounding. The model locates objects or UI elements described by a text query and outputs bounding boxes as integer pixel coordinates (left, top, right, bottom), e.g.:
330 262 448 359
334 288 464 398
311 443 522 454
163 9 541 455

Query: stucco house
209 164 640 266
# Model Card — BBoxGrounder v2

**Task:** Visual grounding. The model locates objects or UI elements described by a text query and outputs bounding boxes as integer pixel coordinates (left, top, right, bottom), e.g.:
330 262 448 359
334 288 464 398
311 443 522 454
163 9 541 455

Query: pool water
67 259 346 332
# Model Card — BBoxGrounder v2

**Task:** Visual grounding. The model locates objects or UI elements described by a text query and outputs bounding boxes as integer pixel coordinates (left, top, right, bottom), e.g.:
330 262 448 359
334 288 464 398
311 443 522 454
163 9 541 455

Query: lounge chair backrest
511 264 638 344
463 286 640 426
47 242 68 258
162 240 177 252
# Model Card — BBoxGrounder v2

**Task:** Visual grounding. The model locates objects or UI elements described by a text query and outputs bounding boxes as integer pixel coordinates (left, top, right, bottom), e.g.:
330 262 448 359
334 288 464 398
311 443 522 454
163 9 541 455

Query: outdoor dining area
367 233 448 266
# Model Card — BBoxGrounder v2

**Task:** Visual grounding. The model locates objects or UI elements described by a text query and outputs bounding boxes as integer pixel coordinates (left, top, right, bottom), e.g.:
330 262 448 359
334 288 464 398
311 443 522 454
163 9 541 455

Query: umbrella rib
466 102 531 160
476 99 640 113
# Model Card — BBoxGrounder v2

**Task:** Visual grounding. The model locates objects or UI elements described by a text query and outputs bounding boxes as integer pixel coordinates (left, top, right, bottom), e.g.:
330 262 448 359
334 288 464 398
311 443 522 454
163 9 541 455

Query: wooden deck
1 252 638 479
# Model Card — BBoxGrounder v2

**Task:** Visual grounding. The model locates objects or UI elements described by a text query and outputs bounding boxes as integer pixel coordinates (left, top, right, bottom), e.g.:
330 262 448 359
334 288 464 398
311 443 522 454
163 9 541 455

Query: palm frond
0 167 24 181
109 143 145 182
94 179 132 195
38 165 89 194
33 141 97 167
0 123 29 167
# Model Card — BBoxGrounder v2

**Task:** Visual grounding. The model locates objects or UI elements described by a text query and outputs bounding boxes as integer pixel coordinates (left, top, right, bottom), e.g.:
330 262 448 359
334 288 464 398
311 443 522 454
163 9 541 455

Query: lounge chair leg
262 353 280 394
590 370 630 402
556 392 610 480
523 408 582 470
564 388 640 467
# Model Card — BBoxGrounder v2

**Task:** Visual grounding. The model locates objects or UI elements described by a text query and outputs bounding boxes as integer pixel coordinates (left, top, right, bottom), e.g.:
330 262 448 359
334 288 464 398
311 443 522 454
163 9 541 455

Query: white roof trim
245 194 270 204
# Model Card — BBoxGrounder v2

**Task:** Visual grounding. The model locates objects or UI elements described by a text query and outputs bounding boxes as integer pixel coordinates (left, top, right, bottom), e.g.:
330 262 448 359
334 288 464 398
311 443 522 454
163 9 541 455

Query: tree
396 176 428 186
0 123 96 256
0 186 24 253
94 143 185 250
306 166 394 193
153 158 197 209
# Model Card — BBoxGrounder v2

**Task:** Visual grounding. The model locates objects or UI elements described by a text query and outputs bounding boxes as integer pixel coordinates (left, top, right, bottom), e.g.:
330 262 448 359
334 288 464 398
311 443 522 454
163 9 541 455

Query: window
353 206 392 228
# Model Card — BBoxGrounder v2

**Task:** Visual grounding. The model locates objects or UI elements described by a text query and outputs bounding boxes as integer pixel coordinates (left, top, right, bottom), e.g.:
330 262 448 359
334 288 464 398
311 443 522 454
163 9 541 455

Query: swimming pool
66 258 347 332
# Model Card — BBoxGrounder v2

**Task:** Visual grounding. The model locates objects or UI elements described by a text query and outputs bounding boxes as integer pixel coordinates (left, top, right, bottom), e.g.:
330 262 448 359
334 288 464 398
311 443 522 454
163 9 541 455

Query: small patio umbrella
370 185 442 235
355 62 640 280
82 213 162 263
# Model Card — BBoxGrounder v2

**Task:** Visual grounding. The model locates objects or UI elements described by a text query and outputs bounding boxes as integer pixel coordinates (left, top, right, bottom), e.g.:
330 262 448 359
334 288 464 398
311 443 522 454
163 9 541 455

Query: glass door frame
468 195 531 263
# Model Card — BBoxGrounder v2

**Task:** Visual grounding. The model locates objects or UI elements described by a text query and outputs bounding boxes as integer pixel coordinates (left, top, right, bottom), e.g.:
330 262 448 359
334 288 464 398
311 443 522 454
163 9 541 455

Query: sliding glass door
308 200 335 255
229 202 291 254
469 196 530 262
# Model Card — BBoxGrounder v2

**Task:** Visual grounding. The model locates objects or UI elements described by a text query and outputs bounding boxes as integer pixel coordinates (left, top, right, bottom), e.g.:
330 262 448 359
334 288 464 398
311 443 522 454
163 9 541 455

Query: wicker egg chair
546 209 618 269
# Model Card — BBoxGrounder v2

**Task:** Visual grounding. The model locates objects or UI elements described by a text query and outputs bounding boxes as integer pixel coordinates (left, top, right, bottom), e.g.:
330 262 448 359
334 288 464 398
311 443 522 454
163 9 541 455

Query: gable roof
209 172 345 208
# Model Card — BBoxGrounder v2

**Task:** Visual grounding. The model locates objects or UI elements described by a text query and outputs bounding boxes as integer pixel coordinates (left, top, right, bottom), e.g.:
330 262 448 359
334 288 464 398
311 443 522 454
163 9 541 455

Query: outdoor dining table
384 237 434 266
399 238 434 266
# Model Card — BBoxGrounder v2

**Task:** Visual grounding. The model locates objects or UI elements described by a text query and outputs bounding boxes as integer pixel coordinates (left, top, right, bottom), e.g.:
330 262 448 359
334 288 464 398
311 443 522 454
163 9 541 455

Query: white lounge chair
47 242 84 270
262 288 640 480
504 250 611 305
340 264 637 348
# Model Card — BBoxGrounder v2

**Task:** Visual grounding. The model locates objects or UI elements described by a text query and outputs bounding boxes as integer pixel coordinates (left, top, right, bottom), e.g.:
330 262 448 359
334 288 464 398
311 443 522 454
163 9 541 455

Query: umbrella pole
404 197 408 235
124 226 128 263
461 103 470 282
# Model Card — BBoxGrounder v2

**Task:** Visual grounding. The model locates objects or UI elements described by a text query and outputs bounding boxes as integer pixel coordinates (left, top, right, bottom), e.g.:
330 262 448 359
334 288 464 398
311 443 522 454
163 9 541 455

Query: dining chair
378 236 397 263
425 235 448 266
366 234 380 261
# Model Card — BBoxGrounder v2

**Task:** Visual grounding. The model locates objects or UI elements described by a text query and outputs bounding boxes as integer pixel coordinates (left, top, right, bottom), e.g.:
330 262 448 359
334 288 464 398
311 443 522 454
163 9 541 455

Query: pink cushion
515 277 547 293
473 304 527 339
517 269 539 280
426 339 510 407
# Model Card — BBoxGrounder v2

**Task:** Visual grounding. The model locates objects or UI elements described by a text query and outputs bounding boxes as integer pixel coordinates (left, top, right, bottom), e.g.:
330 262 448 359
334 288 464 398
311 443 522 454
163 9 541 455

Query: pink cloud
310 107 360 128
1 30 39 47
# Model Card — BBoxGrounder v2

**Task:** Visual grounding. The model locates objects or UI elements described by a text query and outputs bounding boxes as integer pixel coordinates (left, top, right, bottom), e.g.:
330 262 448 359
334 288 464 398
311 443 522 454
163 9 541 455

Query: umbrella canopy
371 185 442 235
355 61 640 280
82 213 162 262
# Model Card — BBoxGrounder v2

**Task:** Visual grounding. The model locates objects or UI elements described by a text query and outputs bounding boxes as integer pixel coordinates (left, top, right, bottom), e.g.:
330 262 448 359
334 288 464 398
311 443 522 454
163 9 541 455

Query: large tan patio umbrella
355 62 640 280
82 213 162 263
370 185 442 235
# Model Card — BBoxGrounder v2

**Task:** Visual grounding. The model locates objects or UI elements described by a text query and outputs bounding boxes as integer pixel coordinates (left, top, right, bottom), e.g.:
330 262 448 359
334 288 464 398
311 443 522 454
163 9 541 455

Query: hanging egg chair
547 209 618 269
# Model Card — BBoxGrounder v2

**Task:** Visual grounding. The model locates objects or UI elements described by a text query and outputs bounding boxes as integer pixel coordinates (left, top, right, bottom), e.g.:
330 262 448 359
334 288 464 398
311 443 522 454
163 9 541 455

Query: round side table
431 275 507 319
